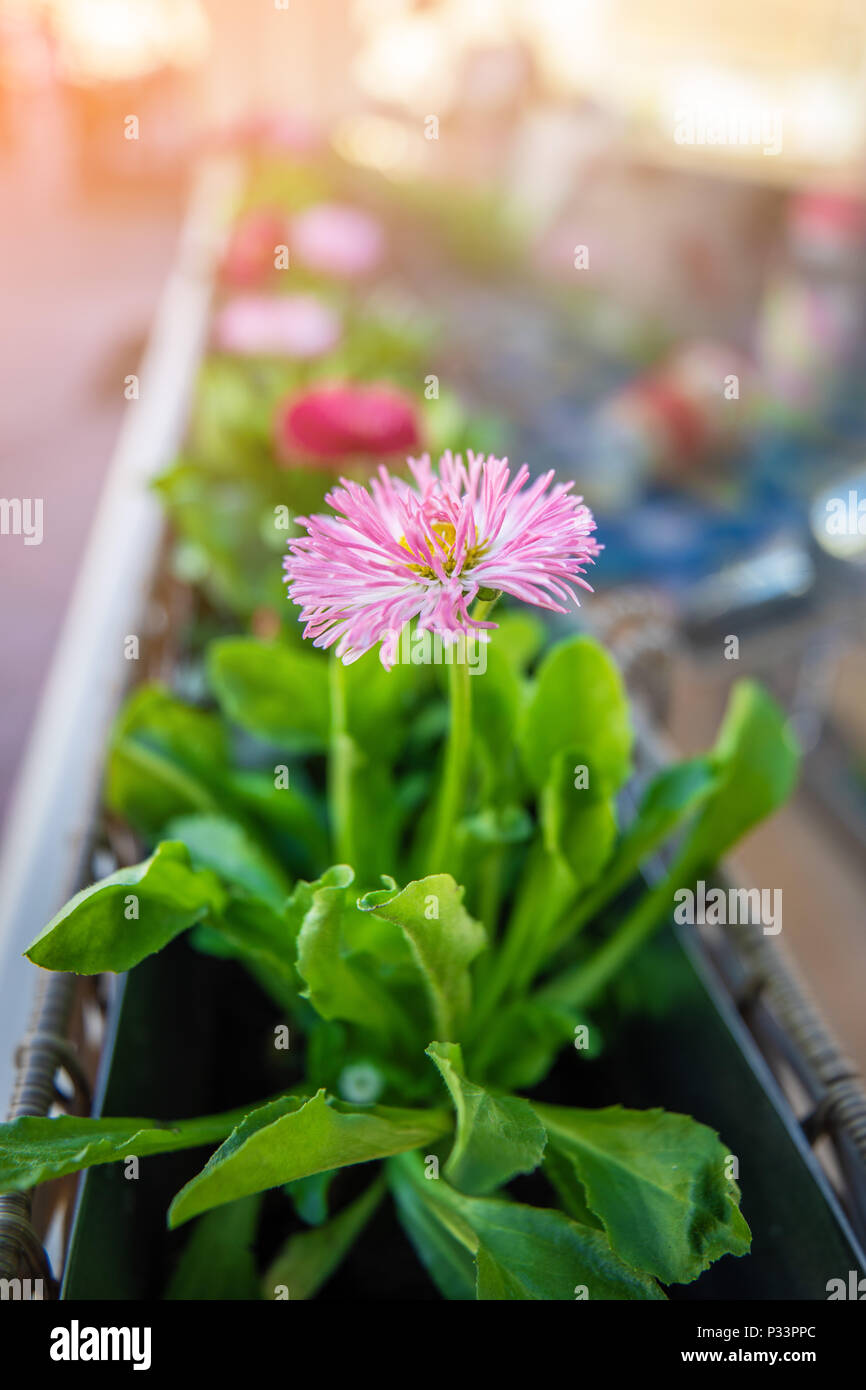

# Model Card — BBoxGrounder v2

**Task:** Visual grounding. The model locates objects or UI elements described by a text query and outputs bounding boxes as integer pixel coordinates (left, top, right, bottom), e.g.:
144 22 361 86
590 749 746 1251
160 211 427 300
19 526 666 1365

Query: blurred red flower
276 384 422 464
220 209 287 288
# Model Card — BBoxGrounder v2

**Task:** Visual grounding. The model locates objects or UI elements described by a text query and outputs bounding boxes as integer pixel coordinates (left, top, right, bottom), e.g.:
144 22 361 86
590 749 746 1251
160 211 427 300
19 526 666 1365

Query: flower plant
0 449 799 1301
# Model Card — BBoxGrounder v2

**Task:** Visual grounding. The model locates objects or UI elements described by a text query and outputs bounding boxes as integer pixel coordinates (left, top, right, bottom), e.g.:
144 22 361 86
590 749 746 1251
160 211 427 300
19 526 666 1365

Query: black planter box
61 916 866 1301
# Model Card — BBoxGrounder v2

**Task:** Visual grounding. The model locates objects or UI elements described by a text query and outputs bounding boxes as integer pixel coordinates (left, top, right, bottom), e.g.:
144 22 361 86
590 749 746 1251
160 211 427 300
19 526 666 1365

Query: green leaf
208 638 329 751
533 1103 751 1284
564 757 717 934
519 636 632 794
295 866 415 1042
262 1177 385 1300
105 684 227 834
426 1042 546 1195
389 1160 477 1300
490 611 545 672
458 805 533 849
540 749 618 889
470 642 522 768
543 1149 604 1230
169 1090 452 1227
25 842 225 974
388 1153 664 1301
679 681 799 868
156 463 287 615
358 876 486 1041
165 813 291 911
285 1171 335 1227
165 1195 263 1300
0 1103 253 1191
538 684 800 1011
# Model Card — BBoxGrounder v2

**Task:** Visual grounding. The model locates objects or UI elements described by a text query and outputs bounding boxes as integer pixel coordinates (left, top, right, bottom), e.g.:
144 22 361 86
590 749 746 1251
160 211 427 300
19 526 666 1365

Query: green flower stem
328 653 356 867
470 842 570 1038
424 596 497 877
425 656 472 876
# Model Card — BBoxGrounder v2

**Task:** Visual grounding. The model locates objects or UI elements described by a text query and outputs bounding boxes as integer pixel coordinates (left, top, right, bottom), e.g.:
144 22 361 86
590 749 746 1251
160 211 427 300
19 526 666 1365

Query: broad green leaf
165 1195 263 1300
388 1153 664 1301
25 842 225 974
166 813 291 911
519 636 632 794
105 684 227 834
426 1042 546 1195
262 1177 385 1300
169 1090 452 1227
679 681 799 868
208 638 329 751
534 1103 751 1284
559 757 718 941
620 757 718 865
540 748 618 892
358 876 486 1041
295 866 415 1042
539 685 799 1011
0 1103 253 1191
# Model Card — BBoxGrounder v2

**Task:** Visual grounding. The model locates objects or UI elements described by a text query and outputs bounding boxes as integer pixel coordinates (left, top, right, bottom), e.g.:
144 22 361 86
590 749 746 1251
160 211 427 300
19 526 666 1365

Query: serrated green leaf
295 866 415 1042
0 1103 253 1191
534 1103 751 1284
169 1090 452 1227
388 1153 664 1301
426 1042 546 1195
358 876 486 1040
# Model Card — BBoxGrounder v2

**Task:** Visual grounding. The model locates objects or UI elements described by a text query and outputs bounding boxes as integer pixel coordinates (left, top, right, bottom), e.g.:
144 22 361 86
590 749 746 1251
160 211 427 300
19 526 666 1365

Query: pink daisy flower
290 203 385 279
284 451 600 667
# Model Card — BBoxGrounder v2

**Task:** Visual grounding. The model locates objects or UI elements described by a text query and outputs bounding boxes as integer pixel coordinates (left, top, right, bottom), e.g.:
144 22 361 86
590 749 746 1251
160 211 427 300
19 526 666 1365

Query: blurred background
1 0 865 1070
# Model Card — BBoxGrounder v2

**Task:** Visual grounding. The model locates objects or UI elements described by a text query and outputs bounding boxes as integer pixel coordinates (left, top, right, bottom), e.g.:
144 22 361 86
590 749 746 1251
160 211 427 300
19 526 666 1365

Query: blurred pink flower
275 384 421 464
213 294 341 358
220 209 287 288
291 203 385 279
284 451 600 666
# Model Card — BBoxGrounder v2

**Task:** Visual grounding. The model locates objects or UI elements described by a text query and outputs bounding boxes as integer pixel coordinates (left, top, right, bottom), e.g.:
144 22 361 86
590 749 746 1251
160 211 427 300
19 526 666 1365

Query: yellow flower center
400 519 488 578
